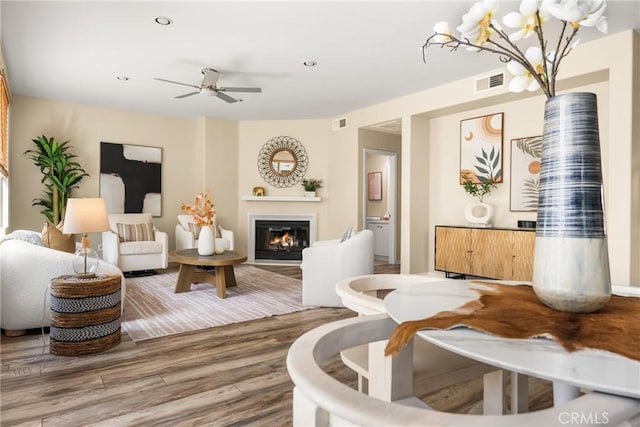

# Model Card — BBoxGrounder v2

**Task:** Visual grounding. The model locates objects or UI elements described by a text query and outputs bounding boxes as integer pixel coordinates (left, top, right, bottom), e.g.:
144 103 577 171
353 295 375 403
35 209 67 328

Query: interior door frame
362 148 398 264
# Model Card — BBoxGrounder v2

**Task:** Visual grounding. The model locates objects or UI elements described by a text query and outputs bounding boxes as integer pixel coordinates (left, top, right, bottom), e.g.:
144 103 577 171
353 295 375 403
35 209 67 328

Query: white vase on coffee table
197 225 215 256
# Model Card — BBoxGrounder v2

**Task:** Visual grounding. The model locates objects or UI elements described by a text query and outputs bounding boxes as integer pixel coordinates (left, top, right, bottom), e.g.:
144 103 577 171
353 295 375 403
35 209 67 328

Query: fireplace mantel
241 196 321 202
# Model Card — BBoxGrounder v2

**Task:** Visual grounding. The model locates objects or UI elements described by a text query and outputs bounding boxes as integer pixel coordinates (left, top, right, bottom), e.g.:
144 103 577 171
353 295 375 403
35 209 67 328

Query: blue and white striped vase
532 92 611 313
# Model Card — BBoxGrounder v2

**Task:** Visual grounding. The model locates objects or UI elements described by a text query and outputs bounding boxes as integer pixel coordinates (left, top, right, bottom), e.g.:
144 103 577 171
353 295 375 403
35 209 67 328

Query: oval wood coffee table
171 249 247 298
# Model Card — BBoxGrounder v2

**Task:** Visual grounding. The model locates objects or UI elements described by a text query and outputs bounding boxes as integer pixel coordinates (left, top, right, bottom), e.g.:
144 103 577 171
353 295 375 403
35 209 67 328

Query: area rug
121 265 308 341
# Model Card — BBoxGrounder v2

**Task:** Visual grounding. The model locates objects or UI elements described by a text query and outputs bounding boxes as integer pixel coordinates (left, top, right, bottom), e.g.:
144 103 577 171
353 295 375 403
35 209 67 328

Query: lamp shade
62 198 110 234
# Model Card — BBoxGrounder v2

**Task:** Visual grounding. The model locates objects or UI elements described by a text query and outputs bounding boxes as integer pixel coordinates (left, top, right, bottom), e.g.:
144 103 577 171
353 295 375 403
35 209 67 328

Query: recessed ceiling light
116 76 130 81
303 60 317 67
155 16 173 26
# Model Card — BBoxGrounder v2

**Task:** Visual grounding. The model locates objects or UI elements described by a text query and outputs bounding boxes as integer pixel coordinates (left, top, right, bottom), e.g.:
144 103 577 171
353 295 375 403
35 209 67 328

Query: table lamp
62 198 110 278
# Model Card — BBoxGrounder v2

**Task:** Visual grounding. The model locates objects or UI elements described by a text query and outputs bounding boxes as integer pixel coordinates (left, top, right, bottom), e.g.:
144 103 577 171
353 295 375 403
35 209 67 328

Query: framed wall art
510 135 542 212
368 171 382 201
100 142 162 216
460 112 504 184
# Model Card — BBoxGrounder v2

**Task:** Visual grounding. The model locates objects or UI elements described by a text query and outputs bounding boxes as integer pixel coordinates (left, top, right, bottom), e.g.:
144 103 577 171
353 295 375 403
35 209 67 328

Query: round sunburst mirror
257 136 308 187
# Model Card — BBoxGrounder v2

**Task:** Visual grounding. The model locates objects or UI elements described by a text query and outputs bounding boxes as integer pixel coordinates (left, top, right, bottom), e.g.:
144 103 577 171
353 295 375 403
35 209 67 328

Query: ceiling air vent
475 72 505 93
332 117 347 131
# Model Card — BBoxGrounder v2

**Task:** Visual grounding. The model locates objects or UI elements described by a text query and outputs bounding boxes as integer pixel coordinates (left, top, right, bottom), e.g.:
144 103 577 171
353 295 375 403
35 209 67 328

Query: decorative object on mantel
385 281 640 362
181 191 217 256
425 0 610 313
301 178 322 197
252 186 265 196
257 136 308 188
461 172 496 227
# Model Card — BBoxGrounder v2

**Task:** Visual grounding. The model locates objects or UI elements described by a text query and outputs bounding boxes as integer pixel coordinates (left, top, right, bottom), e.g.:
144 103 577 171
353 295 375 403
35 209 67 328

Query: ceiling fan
154 68 261 103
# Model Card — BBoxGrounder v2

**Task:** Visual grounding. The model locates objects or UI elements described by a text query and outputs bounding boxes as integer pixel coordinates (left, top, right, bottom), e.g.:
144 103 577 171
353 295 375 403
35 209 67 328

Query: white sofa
0 235 125 333
102 213 168 273
175 214 235 252
300 229 374 307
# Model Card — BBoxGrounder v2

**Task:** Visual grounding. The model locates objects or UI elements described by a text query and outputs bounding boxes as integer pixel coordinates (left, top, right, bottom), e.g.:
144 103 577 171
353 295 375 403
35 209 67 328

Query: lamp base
72 245 100 278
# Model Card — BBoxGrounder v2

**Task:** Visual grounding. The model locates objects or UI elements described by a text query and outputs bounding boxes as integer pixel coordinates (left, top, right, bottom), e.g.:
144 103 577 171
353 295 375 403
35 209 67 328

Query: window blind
0 73 9 178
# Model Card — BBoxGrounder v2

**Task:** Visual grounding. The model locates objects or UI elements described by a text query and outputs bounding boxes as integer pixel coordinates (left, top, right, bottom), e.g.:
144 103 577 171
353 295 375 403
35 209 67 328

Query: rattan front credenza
50 274 122 356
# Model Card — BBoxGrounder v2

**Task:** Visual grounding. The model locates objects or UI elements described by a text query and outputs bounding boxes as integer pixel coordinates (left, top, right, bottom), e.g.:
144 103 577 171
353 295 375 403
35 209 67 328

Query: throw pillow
41 222 76 253
116 222 155 242
340 226 355 243
2 230 43 246
188 222 202 239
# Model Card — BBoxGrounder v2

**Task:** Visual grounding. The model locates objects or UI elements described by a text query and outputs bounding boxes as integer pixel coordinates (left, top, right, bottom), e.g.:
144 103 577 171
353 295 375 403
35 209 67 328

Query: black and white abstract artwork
100 142 162 216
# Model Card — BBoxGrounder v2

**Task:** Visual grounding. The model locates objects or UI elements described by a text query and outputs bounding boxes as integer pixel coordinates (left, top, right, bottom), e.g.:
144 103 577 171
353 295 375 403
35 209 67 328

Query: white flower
544 0 608 33
507 46 546 92
432 21 452 43
456 0 499 46
422 0 608 98
503 0 549 41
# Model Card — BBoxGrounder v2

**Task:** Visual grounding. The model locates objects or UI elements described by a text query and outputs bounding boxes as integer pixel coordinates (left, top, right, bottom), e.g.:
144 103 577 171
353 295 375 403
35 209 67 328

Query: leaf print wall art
460 113 503 184
510 135 542 212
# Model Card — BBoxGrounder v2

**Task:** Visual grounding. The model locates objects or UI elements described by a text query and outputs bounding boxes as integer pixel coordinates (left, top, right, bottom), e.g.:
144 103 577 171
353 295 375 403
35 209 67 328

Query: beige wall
6 31 639 284
327 30 638 283
236 119 331 255
202 117 239 233
9 96 202 249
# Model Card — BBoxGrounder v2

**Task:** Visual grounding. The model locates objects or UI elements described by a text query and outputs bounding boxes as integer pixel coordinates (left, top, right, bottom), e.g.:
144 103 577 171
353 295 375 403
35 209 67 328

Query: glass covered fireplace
254 220 310 261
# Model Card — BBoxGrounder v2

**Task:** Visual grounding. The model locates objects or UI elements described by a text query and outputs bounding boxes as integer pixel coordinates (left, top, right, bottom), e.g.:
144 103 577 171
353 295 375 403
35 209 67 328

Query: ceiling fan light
202 87 217 97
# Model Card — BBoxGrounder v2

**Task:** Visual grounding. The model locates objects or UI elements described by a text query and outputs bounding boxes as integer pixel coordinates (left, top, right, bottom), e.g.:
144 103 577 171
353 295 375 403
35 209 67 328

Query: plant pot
533 92 611 313
464 202 493 227
304 191 316 197
197 225 215 256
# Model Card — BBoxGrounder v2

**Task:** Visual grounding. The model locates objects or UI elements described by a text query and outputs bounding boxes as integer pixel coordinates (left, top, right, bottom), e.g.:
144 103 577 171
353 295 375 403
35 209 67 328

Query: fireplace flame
270 232 295 247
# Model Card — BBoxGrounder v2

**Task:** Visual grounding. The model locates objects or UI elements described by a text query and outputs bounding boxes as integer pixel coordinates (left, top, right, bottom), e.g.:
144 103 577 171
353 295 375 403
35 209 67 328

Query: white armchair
301 229 374 307
175 214 235 252
102 213 168 273
0 235 125 334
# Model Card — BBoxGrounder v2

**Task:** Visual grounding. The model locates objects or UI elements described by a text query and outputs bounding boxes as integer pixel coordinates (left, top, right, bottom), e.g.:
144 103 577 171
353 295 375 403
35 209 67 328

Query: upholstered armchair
102 213 168 273
175 214 235 252
0 234 125 333
300 229 374 307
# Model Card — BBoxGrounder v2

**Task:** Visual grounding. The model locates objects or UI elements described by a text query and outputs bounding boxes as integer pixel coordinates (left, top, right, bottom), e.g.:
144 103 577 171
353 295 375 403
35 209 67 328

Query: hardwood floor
1 262 552 426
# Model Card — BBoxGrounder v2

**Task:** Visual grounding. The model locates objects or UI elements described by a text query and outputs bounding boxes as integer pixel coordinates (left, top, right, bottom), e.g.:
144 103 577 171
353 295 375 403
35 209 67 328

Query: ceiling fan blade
216 91 240 103
154 78 200 89
219 87 262 93
175 91 200 99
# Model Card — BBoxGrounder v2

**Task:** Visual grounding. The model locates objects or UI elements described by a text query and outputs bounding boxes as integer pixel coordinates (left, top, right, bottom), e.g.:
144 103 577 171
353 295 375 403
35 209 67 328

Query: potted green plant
24 135 89 226
301 178 322 197
461 172 496 227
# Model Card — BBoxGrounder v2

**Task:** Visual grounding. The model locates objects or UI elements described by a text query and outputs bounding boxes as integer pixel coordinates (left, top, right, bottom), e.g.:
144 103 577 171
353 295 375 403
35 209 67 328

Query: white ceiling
2 1 639 121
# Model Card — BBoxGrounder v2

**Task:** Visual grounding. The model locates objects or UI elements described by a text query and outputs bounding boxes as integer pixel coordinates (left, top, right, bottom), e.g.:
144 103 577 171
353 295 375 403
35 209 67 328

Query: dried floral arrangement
181 191 216 226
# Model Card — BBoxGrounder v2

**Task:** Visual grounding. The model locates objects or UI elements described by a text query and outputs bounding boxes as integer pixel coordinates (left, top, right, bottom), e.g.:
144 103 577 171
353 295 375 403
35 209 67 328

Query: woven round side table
50 274 122 356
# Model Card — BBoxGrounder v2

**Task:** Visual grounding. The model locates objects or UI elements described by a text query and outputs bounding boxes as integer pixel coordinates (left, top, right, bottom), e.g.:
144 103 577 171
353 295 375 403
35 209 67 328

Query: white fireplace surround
247 213 317 264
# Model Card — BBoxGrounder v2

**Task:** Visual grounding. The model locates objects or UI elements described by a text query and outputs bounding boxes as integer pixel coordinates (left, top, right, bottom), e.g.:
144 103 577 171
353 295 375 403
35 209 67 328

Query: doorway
363 148 398 264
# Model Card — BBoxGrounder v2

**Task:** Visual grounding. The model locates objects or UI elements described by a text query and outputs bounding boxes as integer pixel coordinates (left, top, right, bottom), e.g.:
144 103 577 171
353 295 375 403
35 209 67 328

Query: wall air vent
332 117 347 131
475 72 505 93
